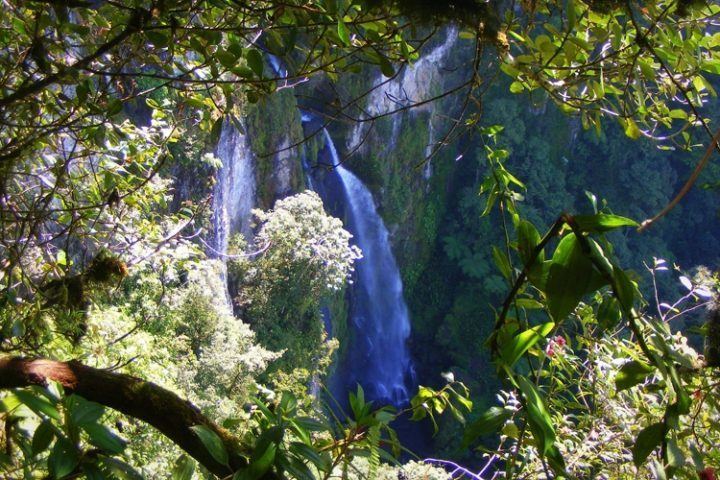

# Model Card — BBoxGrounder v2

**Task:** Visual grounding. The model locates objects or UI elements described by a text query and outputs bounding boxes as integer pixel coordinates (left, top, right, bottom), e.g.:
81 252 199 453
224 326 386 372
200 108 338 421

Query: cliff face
316 28 720 406
175 25 720 425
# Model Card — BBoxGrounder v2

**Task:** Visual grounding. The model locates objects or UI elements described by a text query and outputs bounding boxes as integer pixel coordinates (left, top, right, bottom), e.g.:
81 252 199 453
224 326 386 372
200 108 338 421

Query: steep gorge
197 25 720 457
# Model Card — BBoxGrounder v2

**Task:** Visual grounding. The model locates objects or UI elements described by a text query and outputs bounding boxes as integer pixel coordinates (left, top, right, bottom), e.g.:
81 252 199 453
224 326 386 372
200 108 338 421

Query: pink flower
546 336 566 358
699 467 717 480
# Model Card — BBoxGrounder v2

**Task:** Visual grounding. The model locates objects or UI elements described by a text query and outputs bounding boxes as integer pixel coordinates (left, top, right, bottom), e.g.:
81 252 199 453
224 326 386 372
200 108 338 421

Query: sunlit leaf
500 322 554 367
615 360 654 391
546 234 596 320
573 214 639 232
190 425 229 467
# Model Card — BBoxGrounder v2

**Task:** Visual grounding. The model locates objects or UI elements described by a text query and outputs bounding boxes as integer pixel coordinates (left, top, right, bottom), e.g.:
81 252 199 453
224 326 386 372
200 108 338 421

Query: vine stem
489 215 567 356
638 125 720 232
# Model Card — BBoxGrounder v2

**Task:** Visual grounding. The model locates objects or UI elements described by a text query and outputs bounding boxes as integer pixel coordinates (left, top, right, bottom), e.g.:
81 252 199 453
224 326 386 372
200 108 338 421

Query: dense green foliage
1 0 719 479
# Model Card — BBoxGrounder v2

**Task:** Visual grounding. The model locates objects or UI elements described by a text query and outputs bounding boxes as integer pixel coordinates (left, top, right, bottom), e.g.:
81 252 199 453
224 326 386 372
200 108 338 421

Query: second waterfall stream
315 127 415 407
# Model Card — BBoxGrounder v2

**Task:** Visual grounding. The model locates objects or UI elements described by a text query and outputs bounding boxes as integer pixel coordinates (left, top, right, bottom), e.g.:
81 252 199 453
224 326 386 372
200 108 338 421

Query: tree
1 0 719 478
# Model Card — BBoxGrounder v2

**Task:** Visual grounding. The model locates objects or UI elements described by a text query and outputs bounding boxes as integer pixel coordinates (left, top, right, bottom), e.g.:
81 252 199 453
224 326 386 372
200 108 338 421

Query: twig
638 125 720 232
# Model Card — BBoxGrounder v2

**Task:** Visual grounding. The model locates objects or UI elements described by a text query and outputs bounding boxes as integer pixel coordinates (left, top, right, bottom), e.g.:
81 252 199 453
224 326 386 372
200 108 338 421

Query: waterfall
212 119 256 257
348 27 458 151
211 119 256 307
318 129 414 406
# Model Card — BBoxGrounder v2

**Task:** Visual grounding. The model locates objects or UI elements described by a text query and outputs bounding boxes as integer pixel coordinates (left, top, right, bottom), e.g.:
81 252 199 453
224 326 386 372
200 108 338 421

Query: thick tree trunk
0 356 258 478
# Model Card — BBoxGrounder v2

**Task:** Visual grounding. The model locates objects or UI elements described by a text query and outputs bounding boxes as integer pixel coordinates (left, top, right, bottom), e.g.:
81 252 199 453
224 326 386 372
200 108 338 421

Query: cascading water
212 119 256 257
211 119 256 306
317 128 414 406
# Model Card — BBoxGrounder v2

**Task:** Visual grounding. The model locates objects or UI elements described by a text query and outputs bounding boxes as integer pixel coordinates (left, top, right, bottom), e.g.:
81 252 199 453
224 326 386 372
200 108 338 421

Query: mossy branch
0 356 277 479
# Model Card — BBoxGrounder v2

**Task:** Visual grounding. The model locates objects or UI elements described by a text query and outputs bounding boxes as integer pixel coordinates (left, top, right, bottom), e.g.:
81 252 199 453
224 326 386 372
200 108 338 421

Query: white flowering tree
231 191 361 377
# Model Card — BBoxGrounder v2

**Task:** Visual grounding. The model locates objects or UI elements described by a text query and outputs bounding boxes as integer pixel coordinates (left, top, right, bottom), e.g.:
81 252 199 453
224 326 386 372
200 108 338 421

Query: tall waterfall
320 129 414 406
212 119 256 257
211 119 256 307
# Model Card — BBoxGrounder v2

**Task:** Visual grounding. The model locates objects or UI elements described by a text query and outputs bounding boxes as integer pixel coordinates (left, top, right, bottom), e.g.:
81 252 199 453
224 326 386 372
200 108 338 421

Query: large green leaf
14 390 61 421
516 377 556 455
517 219 543 266
632 423 665 466
171 455 195 480
573 214 639 233
67 395 105 427
613 265 636 311
289 441 328 471
615 360 654 391
337 19 351 46
83 423 127 454
597 295 622 331
190 425 229 467
97 456 144 480
545 233 597 321
31 420 55 456
48 437 79 479
462 406 513 447
233 442 277 480
492 246 512 281
500 322 554 367
246 49 264 77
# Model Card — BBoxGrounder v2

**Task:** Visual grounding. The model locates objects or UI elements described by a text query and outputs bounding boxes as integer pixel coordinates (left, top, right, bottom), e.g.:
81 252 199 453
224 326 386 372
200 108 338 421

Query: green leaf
624 118 642 140
597 296 622 330
171 455 196 480
509 81 525 93
527 260 551 291
566 0 576 29
517 377 556 455
632 423 665 466
667 437 685 468
545 234 596 321
97 456 144 480
573 214 639 232
517 220 543 266
615 360 654 391
279 456 315 480
290 441 328 471
462 406 513 447
83 423 126 454
668 365 690 415
14 390 61 421
190 425 229 467
146 31 170 48
515 298 544 309
337 19 351 46
48 437 79 479
378 56 395 78
292 416 325 432
217 49 238 69
31 420 55 456
234 442 277 480
80 463 108 480
67 395 104 427
500 322 554 367
246 49 264 77
56 250 68 266
492 245 512 281
613 266 635 311
546 444 567 475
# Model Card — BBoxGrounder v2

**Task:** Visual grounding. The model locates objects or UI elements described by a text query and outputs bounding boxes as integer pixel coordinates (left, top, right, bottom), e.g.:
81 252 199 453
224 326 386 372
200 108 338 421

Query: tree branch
638 125 720 232
0 356 272 479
